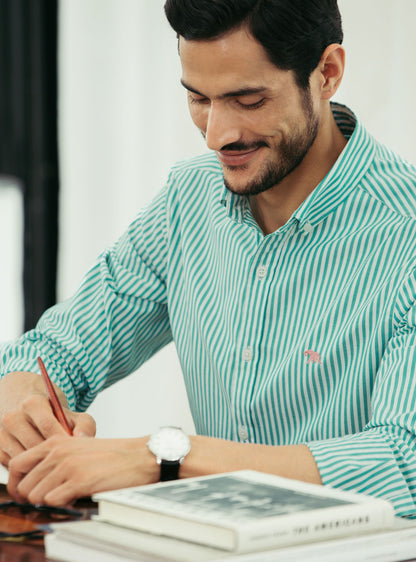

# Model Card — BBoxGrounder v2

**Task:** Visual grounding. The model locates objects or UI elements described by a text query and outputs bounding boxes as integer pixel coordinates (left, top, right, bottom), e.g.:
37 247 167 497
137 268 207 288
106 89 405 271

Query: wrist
0 371 50 419
129 436 160 485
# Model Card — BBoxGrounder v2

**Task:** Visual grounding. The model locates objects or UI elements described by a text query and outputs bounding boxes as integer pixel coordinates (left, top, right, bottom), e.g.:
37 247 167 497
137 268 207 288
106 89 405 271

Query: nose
204 102 242 151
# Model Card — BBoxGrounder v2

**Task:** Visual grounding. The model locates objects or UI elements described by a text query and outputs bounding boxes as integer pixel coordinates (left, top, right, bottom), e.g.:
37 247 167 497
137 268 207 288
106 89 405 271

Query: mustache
200 131 268 152
220 141 269 152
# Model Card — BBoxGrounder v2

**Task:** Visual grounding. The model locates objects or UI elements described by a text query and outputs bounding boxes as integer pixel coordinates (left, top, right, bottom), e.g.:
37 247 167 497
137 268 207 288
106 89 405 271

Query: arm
8 284 416 510
7 432 321 506
8 273 416 508
307 271 416 518
6 282 416 510
0 187 171 459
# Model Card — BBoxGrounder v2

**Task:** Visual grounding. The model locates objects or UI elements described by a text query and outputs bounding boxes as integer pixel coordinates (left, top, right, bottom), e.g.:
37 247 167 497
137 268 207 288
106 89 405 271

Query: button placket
238 425 249 442
231 236 283 445
242 347 253 362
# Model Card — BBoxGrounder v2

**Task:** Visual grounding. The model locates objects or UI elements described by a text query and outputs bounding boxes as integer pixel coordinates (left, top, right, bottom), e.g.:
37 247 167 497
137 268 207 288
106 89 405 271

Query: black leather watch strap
160 459 181 481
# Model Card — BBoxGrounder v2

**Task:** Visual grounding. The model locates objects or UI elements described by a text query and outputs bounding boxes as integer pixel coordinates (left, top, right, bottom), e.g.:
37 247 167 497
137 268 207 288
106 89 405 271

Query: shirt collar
220 103 376 229
294 102 376 230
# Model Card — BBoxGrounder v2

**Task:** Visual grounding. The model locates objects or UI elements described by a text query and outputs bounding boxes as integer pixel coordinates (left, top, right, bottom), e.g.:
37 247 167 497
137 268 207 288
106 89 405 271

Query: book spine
236 501 393 552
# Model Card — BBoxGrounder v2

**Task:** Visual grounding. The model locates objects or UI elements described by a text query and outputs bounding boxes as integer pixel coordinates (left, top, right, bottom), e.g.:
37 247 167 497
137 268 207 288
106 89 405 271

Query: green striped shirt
2 103 416 516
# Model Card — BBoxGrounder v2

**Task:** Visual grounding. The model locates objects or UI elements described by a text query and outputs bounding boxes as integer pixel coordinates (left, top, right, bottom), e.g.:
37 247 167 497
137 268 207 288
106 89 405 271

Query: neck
250 106 347 235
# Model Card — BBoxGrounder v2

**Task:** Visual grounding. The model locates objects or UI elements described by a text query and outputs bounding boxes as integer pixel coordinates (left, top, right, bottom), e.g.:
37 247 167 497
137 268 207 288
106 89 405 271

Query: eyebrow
180 79 268 100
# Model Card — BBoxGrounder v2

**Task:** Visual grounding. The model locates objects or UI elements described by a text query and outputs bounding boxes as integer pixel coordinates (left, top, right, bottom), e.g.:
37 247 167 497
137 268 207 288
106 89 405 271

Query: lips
217 147 262 167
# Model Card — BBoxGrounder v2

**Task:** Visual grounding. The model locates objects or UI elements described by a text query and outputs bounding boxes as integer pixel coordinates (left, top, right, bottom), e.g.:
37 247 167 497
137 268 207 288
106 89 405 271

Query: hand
0 372 96 465
7 434 158 506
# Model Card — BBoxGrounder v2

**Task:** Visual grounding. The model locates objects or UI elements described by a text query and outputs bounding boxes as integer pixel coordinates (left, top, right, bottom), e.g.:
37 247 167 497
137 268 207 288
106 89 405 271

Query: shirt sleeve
307 268 416 517
0 186 172 411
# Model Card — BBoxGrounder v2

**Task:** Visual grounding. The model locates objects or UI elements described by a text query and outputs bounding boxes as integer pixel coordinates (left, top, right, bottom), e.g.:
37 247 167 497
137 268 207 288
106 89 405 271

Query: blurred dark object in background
0 0 59 331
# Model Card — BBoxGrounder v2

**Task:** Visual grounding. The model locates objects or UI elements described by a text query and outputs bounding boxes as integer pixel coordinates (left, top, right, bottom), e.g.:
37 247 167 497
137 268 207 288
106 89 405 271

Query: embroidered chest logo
303 350 322 364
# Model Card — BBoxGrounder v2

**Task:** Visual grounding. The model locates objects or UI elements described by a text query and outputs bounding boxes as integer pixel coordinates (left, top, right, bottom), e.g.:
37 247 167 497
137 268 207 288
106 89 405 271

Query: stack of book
44 470 416 562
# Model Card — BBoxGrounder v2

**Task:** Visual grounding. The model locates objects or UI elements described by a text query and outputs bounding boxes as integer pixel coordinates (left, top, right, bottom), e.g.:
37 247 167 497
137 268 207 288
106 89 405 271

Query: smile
216 147 262 168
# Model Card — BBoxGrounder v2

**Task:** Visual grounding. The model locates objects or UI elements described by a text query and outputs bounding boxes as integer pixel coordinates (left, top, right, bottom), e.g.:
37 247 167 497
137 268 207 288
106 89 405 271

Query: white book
44 517 416 562
92 470 395 553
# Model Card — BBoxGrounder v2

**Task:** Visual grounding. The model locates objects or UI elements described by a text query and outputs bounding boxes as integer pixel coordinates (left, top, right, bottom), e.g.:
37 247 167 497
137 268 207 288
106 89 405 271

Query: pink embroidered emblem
303 350 322 364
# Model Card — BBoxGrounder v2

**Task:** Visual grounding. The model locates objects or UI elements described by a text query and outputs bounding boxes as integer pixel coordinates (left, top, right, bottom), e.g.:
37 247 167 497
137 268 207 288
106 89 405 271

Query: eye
188 93 209 105
237 98 266 110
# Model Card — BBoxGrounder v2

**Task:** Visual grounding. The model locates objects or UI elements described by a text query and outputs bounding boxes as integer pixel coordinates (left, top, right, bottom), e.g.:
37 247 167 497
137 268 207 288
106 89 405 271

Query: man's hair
164 0 343 90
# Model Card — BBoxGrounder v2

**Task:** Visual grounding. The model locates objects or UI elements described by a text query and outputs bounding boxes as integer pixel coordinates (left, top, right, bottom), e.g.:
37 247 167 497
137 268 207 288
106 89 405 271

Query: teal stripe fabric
2 103 416 515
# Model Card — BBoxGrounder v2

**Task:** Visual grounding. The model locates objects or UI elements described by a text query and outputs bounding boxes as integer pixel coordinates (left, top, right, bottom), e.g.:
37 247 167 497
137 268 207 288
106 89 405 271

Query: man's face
179 27 321 196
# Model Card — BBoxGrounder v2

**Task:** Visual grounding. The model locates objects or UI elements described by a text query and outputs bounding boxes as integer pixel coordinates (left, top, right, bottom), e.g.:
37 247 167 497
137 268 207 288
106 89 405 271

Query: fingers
1 407 49 453
70 411 97 438
22 394 71 439
0 447 11 468
8 435 72 503
0 394 85 472
0 425 27 462
8 435 95 505
24 457 91 506
0 395 67 458
7 436 150 506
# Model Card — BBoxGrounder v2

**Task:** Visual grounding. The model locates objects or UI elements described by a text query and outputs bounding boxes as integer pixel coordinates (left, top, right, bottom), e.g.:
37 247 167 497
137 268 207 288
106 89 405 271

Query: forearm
8 435 159 505
181 435 322 485
8 433 321 506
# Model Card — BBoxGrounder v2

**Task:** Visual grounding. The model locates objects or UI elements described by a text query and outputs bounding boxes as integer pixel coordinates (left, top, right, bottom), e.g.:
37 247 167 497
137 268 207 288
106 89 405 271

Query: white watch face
147 426 191 462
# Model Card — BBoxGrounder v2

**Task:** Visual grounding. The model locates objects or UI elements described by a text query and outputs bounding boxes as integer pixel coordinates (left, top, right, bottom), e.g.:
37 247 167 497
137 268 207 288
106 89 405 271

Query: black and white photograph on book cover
135 474 352 519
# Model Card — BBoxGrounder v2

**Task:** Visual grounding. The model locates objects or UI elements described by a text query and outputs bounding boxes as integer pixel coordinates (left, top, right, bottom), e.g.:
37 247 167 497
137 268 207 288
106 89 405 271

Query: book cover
93 470 395 552
45 519 229 562
45 517 416 562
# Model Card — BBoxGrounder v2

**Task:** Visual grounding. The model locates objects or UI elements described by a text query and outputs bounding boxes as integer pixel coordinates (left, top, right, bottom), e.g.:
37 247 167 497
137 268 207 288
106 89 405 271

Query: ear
318 44 345 100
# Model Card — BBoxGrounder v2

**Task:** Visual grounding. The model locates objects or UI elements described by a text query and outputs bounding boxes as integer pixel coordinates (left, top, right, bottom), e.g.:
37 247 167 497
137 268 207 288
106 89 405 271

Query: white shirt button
242 347 253 361
302 221 313 235
256 265 267 279
238 426 249 441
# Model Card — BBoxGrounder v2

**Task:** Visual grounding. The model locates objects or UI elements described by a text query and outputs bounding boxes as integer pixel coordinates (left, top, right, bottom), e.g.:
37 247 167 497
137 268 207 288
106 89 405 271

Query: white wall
335 0 416 163
58 0 205 437
9 0 411 438
0 179 23 342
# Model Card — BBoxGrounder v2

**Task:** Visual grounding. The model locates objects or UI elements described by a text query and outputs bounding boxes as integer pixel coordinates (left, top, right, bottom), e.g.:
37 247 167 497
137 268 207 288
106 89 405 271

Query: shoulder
167 152 223 191
361 139 416 220
170 152 222 175
161 153 225 215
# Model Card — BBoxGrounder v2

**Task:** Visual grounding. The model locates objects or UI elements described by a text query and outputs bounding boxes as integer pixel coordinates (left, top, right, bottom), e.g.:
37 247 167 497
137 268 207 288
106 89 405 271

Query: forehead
179 27 295 96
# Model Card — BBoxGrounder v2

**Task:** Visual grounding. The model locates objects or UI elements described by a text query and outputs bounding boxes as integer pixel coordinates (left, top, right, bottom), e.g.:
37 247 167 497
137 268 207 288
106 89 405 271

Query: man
1 0 416 515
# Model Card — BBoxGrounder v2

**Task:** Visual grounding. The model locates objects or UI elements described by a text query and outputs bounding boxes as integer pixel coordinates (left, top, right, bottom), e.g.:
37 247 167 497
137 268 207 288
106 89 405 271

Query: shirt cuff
307 429 416 517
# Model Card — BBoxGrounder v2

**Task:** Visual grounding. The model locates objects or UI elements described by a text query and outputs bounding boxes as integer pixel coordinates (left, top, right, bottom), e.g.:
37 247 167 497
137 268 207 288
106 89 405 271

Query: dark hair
164 0 343 89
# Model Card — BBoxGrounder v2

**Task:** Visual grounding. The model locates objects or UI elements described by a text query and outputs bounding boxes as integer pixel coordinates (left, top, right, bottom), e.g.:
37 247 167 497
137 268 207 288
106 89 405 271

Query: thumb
70 412 97 437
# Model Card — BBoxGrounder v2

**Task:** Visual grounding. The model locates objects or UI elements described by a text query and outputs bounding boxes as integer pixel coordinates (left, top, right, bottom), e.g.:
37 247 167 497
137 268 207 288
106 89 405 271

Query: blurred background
0 0 415 438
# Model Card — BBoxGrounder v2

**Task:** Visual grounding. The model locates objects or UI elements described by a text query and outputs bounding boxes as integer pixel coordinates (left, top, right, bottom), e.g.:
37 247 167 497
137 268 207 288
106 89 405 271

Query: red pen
37 356 73 436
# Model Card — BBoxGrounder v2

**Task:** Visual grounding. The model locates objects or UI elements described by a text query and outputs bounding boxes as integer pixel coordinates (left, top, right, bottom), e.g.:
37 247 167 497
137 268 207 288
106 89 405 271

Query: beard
221 88 320 196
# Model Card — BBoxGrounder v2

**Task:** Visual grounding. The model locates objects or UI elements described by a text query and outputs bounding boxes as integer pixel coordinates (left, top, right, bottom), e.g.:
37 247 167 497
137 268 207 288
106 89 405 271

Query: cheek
244 113 281 140
241 103 286 138
188 104 208 132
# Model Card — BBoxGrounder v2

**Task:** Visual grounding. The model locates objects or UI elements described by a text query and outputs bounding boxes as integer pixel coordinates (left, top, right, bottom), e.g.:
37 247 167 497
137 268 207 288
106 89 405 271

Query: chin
223 179 251 196
222 171 258 195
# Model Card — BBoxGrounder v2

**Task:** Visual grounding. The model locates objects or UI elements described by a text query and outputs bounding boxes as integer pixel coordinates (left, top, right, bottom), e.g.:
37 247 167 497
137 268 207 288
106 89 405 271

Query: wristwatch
147 426 191 481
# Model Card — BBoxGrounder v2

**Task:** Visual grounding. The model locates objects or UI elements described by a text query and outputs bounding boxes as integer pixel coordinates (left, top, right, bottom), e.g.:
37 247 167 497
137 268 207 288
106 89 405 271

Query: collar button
302 221 313 235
